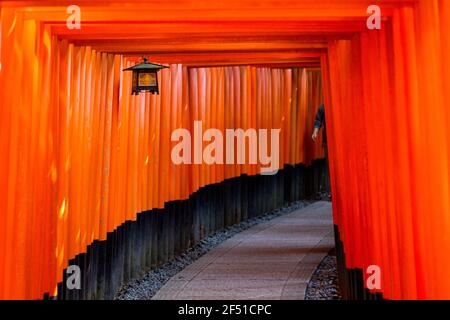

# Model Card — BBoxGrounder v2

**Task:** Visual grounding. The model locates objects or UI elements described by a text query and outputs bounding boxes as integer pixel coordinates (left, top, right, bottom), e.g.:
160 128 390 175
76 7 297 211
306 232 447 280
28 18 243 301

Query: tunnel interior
0 0 450 300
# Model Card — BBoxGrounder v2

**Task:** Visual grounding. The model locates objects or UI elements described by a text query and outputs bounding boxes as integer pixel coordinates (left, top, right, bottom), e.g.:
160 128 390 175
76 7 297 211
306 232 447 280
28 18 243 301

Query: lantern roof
123 58 169 71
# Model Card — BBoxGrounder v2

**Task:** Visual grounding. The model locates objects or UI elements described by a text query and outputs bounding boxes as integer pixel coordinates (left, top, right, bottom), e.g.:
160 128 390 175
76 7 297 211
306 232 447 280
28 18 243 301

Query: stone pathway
152 201 334 300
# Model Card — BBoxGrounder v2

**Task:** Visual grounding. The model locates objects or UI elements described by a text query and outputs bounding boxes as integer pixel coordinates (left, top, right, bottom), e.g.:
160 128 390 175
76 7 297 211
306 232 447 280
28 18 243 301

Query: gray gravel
305 248 342 300
115 200 312 300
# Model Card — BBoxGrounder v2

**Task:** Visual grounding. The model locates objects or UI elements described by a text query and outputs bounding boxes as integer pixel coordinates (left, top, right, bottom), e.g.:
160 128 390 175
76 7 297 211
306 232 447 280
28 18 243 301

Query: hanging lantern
123 58 168 95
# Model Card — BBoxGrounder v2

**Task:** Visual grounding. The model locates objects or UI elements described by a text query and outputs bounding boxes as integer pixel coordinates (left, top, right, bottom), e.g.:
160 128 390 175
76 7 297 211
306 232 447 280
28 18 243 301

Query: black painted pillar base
46 160 327 300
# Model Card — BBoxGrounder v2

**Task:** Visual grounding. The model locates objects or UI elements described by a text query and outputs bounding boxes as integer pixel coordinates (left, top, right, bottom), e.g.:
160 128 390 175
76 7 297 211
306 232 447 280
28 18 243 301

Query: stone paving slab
152 201 334 300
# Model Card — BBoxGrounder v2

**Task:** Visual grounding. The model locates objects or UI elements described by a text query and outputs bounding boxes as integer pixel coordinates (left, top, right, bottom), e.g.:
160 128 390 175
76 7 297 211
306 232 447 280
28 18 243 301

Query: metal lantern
123 58 168 95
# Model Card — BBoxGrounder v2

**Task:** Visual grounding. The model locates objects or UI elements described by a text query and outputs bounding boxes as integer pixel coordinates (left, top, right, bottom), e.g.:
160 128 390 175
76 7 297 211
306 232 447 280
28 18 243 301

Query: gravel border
305 248 342 300
115 200 313 300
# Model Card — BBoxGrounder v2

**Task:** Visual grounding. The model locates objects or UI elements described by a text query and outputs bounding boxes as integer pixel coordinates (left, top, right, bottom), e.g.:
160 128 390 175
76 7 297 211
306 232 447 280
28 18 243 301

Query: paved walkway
152 201 334 300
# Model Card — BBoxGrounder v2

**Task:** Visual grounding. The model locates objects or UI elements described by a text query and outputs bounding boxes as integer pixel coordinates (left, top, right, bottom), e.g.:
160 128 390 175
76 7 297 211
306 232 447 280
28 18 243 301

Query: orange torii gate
0 0 449 300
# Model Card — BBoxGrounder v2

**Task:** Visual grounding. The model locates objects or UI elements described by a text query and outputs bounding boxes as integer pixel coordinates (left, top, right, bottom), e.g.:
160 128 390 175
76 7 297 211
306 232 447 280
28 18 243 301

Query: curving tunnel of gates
0 0 449 300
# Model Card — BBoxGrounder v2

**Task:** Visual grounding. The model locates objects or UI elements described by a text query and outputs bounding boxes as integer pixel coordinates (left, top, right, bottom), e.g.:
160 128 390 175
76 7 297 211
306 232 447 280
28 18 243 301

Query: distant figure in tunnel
312 104 326 145
312 104 330 198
